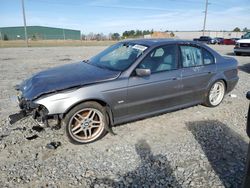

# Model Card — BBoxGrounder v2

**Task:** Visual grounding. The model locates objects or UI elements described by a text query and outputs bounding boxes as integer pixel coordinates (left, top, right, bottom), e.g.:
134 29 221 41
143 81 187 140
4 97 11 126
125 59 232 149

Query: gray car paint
17 61 121 100
19 39 238 125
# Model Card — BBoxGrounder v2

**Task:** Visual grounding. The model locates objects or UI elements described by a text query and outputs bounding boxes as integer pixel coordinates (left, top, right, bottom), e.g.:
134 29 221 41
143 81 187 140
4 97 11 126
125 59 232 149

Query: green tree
129 30 135 36
111 33 120 40
142 30 151 35
243 27 249 32
233 27 241 32
170 32 175 37
122 31 129 38
135 30 142 36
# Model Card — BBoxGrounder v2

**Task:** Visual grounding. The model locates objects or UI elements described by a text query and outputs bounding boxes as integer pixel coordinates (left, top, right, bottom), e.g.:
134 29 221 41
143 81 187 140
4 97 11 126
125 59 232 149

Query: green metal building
0 26 81 40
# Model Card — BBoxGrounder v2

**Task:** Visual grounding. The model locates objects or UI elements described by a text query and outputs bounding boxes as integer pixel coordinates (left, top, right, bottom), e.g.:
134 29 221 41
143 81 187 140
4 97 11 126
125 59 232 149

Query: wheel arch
207 73 228 93
204 77 228 100
63 98 114 126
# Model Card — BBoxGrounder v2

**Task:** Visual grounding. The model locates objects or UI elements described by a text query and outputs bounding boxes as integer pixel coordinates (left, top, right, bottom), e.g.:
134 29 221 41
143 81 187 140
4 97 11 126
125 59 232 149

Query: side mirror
135 68 151 77
241 35 244 39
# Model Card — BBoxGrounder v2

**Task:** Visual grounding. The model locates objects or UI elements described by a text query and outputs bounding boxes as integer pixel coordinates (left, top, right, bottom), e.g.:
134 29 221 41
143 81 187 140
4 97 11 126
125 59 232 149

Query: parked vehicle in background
214 37 224 44
231 38 240 42
223 38 236 45
13 39 239 144
210 38 217 44
193 36 216 44
234 32 250 56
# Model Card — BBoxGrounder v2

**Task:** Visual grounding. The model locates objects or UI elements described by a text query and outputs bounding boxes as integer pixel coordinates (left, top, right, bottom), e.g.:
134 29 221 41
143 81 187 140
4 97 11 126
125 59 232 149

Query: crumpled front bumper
18 97 39 112
9 91 50 125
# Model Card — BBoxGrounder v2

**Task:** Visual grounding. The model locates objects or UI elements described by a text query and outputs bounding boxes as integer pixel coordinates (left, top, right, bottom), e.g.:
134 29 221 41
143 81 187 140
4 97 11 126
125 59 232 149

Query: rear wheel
204 80 225 107
235 52 241 56
64 102 107 144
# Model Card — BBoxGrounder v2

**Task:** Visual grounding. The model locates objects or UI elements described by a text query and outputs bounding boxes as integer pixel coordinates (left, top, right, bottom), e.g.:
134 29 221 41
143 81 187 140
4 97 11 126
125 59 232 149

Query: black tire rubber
235 52 241 56
64 101 108 144
203 80 226 107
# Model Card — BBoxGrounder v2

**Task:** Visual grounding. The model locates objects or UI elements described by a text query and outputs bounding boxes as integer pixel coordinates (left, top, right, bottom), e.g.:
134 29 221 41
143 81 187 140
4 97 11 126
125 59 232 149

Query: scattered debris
12 127 26 131
46 142 61 150
0 134 8 141
8 111 26 125
51 124 61 130
229 94 237 98
1 58 14 61
59 58 72 61
26 135 38 140
32 126 44 132
0 143 6 149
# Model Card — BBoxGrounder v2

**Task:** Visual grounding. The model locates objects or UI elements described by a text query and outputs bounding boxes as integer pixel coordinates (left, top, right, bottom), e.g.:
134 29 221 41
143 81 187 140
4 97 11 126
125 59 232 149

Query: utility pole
0 31 2 47
21 0 28 47
63 29 65 40
202 0 209 36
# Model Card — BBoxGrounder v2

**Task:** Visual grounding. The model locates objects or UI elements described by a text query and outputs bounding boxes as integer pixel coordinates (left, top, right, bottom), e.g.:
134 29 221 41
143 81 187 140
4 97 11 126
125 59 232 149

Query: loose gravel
0 45 249 188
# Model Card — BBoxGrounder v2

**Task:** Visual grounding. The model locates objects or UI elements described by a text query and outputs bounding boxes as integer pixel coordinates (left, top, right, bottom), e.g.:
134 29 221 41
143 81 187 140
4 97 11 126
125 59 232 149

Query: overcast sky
0 0 250 34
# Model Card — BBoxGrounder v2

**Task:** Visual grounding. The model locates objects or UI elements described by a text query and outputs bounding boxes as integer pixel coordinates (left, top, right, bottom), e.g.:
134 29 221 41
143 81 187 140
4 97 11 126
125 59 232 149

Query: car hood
17 61 121 100
237 39 250 43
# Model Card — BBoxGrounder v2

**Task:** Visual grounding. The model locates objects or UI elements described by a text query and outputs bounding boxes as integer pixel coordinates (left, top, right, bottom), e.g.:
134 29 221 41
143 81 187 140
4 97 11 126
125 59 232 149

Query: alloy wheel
209 82 225 106
68 108 104 143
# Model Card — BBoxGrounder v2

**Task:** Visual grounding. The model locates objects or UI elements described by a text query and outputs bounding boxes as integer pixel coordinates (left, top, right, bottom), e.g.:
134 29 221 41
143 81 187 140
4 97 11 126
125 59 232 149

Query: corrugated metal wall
0 26 81 40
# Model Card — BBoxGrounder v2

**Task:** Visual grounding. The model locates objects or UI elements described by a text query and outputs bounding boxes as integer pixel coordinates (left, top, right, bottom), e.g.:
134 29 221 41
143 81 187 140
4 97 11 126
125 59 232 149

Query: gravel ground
0 45 249 188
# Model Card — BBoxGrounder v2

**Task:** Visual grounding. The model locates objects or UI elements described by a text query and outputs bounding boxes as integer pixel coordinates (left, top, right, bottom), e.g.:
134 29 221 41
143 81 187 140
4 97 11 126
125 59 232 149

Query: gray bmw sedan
15 39 239 144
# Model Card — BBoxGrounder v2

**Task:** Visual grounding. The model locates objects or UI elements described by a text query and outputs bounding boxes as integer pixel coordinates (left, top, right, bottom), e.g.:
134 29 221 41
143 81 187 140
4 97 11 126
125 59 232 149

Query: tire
235 52 241 56
64 102 107 144
204 80 226 107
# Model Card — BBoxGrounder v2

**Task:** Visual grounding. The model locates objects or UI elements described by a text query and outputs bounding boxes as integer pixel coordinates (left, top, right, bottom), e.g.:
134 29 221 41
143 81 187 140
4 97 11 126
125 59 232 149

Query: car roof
119 38 221 58
121 38 197 47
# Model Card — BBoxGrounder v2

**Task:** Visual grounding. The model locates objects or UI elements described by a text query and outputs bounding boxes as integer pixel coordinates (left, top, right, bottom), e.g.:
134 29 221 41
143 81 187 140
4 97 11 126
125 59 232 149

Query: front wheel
64 102 107 144
204 80 226 107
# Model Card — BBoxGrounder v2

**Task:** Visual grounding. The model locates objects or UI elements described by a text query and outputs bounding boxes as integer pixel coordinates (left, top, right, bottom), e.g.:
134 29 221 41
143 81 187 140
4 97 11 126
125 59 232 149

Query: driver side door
126 44 183 117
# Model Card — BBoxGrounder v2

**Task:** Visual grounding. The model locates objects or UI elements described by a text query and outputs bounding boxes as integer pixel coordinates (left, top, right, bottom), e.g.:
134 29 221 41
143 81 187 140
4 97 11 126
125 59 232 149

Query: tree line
81 27 249 41
82 29 154 41
233 27 249 32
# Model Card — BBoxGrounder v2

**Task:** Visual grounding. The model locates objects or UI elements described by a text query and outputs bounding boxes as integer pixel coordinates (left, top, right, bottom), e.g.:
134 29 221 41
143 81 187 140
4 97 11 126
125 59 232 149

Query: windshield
88 42 148 71
242 32 250 39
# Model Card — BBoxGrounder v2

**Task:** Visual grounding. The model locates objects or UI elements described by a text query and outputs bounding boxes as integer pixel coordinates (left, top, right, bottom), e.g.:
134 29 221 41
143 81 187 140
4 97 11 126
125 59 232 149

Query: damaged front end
9 61 120 127
9 87 60 127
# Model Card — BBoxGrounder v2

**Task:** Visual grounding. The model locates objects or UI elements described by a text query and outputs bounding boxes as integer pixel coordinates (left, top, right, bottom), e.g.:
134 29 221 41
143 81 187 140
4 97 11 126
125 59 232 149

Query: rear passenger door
179 44 216 104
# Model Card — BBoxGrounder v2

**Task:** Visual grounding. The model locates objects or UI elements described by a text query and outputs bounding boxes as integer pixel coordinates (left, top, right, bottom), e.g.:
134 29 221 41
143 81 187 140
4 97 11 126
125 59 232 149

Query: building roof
0 26 80 32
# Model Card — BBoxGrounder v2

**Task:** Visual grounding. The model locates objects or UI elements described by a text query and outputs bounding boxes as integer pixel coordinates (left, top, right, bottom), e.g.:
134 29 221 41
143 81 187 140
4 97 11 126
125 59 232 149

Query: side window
180 46 202 68
203 49 214 65
138 45 177 73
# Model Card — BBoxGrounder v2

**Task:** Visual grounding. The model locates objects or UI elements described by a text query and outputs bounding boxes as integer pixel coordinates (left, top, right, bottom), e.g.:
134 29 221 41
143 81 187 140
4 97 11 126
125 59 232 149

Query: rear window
203 49 214 65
